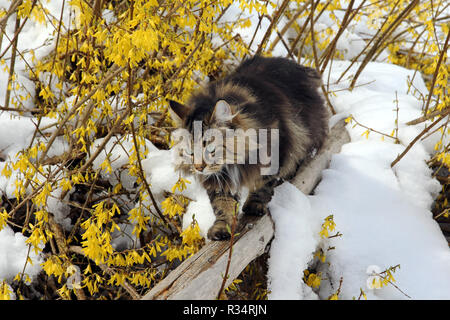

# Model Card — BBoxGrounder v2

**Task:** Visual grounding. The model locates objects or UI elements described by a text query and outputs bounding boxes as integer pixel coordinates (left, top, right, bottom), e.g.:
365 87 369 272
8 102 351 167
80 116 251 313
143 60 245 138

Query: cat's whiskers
168 56 328 241
209 171 221 192
221 165 240 194
219 171 233 194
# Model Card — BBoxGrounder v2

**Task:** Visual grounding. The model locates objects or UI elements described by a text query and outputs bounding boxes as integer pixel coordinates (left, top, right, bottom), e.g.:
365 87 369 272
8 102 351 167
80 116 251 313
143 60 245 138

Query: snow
217 1 291 58
265 60 450 300
91 134 158 190
214 2 450 299
0 0 449 300
310 141 450 299
0 225 42 282
0 1 70 110
0 0 79 291
266 183 322 300
141 148 217 239
136 58 450 300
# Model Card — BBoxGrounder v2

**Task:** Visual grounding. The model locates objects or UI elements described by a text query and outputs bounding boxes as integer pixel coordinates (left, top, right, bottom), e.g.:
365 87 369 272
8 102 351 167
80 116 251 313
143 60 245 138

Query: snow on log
141 119 350 300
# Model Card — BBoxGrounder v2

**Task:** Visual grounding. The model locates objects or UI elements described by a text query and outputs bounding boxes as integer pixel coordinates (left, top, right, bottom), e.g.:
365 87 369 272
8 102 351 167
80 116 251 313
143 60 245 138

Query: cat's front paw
243 201 269 216
207 221 231 241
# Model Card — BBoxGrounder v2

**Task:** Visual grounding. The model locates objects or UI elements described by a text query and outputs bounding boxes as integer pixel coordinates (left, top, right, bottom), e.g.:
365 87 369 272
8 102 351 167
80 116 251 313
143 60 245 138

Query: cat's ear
168 100 191 126
212 100 234 123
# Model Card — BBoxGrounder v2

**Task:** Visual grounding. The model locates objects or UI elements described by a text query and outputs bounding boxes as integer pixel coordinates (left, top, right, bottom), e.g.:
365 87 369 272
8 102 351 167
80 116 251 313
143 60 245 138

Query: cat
169 56 328 240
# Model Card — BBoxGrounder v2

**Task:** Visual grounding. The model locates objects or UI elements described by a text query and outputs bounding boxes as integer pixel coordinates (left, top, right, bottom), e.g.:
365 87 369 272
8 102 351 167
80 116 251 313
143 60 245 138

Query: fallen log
141 119 350 300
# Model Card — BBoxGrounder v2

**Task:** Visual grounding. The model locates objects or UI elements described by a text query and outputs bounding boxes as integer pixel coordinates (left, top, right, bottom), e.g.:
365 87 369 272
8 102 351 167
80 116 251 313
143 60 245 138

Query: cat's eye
184 148 194 156
206 144 215 153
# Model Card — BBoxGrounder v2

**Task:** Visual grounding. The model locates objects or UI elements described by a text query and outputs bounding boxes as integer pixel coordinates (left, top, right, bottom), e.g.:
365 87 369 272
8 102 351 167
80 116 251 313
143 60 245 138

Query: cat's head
169 99 238 176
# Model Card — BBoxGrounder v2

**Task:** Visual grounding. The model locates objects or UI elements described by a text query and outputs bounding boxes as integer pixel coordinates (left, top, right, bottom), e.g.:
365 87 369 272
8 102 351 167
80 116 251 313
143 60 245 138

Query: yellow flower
181 222 203 246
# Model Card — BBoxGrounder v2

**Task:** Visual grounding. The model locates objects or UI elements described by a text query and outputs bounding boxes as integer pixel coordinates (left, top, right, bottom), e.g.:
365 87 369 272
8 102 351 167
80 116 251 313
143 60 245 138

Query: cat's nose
194 163 205 172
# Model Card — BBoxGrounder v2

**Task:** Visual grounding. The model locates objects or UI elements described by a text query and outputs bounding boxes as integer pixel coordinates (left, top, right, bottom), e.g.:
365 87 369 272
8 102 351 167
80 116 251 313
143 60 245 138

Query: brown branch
309 0 320 69
423 28 450 115
268 2 308 53
0 106 41 113
93 0 103 19
246 0 269 57
287 1 316 60
391 114 444 167
126 62 172 230
406 106 450 126
319 0 367 74
48 214 87 300
350 0 420 89
308 0 336 115
335 0 399 84
255 0 290 55
47 0 65 90
296 0 331 60
0 0 22 51
4 12 20 109
0 0 37 61
6 66 124 222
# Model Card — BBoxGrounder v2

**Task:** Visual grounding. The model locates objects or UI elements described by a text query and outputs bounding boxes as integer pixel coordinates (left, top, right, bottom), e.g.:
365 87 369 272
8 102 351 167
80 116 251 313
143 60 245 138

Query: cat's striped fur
169 56 328 240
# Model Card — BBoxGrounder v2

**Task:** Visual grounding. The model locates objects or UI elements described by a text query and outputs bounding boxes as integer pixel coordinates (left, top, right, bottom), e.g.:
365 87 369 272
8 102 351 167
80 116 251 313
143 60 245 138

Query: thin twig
0 0 22 51
394 91 399 142
391 114 444 167
307 0 336 115
48 214 87 300
350 115 399 141
255 0 290 55
319 0 359 73
336 0 402 83
246 0 269 56
4 12 21 110
406 106 450 126
350 0 420 89
126 61 172 230
423 29 450 115
0 0 37 61
268 2 308 53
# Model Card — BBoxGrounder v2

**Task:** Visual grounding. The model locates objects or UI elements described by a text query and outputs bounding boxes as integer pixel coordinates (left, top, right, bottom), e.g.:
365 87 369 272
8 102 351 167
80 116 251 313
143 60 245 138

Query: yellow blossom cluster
0 0 447 300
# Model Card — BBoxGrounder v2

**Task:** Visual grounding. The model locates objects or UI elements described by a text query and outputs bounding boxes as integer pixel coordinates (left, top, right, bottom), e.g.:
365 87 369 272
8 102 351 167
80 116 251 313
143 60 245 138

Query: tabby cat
169 56 328 240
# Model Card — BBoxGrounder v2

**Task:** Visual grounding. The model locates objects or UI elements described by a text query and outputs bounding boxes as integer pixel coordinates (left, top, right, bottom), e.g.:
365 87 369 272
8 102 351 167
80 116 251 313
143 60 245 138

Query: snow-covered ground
220 1 450 300
267 61 450 300
0 1 449 300
144 58 450 300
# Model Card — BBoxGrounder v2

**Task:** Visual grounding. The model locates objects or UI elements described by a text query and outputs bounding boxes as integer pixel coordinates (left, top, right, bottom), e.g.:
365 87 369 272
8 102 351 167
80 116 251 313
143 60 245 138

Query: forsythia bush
0 0 447 299
1 0 254 300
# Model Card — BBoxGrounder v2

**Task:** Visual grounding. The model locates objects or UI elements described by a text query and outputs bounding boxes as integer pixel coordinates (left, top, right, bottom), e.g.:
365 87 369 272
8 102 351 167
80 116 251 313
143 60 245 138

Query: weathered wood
291 119 350 194
141 119 350 300
143 214 273 300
